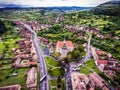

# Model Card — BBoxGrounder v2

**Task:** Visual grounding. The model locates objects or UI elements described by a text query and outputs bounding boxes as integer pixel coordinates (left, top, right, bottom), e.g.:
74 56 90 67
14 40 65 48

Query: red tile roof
27 61 37 65
96 50 105 55
97 60 108 65
56 41 74 48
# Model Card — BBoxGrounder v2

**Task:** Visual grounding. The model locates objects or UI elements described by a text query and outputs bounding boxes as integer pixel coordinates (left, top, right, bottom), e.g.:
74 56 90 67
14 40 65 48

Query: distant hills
91 0 120 16
0 5 93 11
38 6 93 11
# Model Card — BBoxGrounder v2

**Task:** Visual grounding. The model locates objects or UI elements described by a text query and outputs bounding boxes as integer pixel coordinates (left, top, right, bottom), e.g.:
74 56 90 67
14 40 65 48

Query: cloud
0 0 111 7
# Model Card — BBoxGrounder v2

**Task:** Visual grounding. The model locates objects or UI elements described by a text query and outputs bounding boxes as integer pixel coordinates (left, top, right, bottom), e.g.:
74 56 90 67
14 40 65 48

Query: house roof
96 50 105 55
0 84 21 90
97 60 108 65
27 61 37 65
88 72 109 90
56 41 74 48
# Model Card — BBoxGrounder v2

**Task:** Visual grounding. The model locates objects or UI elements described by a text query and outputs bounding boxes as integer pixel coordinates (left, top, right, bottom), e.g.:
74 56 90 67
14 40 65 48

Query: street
20 21 92 90
68 32 92 90
20 22 48 90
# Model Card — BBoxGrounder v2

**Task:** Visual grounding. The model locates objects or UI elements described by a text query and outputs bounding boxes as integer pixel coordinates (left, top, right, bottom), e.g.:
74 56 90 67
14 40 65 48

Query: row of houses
0 84 21 90
25 20 52 32
64 25 119 40
47 15 65 24
91 46 120 78
64 25 100 34
13 21 38 89
71 72 110 90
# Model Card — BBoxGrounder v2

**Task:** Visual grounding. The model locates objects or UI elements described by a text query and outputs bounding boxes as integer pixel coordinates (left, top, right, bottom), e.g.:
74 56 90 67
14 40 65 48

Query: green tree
72 50 80 59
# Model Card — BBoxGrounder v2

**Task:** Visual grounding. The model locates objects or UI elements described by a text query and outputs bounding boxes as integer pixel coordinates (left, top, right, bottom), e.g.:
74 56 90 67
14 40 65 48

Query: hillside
0 6 93 11
91 0 120 16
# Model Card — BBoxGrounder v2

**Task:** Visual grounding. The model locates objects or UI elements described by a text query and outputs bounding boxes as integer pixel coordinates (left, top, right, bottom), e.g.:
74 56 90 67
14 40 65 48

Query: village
28 18 120 90
1 17 120 90
0 6 120 90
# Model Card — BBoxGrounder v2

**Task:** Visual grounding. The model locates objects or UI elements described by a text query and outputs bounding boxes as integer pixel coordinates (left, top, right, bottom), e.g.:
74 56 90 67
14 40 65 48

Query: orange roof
56 41 74 48
97 60 108 65
27 61 37 65
96 50 105 55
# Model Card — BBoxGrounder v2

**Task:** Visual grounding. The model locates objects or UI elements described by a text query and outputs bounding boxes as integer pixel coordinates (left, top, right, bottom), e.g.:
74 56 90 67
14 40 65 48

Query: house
56 39 74 58
38 37 49 45
26 67 37 88
48 43 56 53
13 57 21 67
88 72 109 90
12 48 17 52
27 61 37 66
97 60 108 65
96 50 105 56
71 72 89 90
96 60 108 72
0 84 21 90
16 39 25 45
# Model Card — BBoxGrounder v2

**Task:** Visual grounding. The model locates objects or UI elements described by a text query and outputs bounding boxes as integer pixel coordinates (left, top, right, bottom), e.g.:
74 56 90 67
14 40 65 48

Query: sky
0 0 112 7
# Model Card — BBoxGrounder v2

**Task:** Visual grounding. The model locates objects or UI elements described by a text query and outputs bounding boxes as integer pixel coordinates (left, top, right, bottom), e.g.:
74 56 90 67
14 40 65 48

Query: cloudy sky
0 0 112 7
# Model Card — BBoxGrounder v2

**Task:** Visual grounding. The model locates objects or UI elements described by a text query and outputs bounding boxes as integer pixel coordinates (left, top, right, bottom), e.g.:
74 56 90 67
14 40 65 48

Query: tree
57 76 62 83
48 68 53 76
77 45 84 52
64 57 70 64
57 76 62 89
60 67 65 76
72 50 80 59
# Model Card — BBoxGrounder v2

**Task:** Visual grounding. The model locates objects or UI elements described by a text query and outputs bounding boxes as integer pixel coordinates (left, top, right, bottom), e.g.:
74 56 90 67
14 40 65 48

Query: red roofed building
56 38 74 57
97 60 108 65
96 50 105 55
27 61 37 66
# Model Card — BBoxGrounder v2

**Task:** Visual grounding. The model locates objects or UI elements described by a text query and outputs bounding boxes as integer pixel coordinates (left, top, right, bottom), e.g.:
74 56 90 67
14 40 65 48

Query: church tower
61 37 68 58
62 38 67 50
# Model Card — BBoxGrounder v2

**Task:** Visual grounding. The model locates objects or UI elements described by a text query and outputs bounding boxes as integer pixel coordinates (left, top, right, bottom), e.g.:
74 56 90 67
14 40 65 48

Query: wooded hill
91 1 120 16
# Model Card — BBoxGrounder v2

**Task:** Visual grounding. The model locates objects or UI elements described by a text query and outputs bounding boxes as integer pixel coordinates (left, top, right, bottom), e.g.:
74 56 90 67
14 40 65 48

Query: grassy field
0 22 30 90
0 64 12 70
45 56 58 67
0 68 30 90
80 65 91 75
0 35 20 58
49 79 66 90
50 68 61 76
0 42 4 54
80 60 116 87
45 56 63 76
79 59 101 75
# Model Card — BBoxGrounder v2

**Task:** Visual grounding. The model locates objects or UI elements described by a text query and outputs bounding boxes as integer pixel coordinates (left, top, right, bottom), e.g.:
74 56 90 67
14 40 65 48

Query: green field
45 56 58 67
0 42 5 54
45 56 64 76
0 34 20 58
80 59 101 75
49 79 66 90
0 20 29 90
0 68 30 90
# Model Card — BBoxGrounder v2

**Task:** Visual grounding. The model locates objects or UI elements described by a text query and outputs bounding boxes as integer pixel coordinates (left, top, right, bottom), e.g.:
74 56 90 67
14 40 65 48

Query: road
69 32 92 68
65 64 71 90
20 21 92 90
77 32 92 66
20 22 48 90
67 32 92 90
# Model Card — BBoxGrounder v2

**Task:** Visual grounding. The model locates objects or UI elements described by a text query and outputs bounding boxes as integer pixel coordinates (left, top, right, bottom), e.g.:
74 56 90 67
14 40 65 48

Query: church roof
56 41 74 48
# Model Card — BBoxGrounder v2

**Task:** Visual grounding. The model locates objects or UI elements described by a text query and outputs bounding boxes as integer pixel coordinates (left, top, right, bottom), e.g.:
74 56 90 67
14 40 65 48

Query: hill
0 6 93 11
91 0 120 16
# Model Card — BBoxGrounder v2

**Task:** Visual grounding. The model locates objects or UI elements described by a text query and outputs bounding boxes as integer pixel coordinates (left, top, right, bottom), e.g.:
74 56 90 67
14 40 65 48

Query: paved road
65 64 71 90
68 32 92 90
77 32 92 67
20 22 48 90
70 33 92 68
